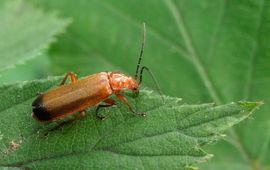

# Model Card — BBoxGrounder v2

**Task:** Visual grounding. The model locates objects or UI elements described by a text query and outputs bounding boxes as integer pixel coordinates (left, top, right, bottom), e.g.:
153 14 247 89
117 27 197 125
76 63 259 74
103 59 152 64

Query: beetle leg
96 99 116 120
115 94 145 116
44 110 86 135
70 110 86 122
60 72 78 85
60 110 86 125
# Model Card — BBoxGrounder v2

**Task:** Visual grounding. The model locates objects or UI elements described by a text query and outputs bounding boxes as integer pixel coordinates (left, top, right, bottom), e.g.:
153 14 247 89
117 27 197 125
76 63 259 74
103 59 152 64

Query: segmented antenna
139 66 164 101
134 22 146 80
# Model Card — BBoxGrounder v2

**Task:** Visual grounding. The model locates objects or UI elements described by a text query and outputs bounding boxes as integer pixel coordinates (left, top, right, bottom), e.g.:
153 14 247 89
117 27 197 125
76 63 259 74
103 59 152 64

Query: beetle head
109 72 139 93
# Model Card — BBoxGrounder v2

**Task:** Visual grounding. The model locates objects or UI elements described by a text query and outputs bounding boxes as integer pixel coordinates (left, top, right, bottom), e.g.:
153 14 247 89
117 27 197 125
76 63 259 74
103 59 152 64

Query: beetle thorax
108 72 139 92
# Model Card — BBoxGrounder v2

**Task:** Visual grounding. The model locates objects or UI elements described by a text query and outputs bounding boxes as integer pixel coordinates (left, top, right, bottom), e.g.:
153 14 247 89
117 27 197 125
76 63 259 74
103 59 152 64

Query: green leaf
0 55 50 85
28 0 270 169
0 0 71 72
0 78 261 169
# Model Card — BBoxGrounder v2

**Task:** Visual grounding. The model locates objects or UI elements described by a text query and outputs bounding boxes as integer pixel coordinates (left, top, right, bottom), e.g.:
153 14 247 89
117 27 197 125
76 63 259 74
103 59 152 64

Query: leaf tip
237 101 264 115
185 165 198 170
206 153 214 159
196 154 214 164
219 133 226 137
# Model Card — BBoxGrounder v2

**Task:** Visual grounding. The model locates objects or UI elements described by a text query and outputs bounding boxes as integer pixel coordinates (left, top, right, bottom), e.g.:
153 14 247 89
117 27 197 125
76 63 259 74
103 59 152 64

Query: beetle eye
133 87 137 91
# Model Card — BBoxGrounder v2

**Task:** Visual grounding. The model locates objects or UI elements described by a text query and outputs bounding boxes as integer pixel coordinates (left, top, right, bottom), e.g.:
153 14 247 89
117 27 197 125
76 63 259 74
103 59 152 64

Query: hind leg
60 72 78 85
43 110 86 136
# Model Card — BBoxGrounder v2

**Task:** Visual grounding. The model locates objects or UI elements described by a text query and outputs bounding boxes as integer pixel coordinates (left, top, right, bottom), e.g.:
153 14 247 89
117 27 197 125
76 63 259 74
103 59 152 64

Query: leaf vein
163 0 222 104
95 0 191 61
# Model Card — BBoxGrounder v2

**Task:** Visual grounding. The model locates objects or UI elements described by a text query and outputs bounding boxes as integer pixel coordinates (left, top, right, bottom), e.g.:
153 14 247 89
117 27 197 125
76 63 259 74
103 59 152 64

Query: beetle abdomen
32 95 52 121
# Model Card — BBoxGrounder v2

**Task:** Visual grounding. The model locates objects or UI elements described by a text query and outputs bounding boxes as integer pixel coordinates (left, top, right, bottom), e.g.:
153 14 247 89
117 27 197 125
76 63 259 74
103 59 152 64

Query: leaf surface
0 78 261 169
28 0 270 169
0 0 70 72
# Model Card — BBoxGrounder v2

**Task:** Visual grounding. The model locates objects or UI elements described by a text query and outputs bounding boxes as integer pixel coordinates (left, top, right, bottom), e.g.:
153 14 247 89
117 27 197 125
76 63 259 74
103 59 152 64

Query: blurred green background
0 0 269 169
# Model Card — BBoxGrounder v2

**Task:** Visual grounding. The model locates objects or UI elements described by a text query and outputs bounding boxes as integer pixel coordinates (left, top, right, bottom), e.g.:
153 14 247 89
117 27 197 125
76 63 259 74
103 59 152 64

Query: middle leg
95 99 116 120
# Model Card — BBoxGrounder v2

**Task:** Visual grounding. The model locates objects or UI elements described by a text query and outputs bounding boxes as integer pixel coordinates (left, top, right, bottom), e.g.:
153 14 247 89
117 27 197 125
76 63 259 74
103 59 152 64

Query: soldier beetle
32 23 162 123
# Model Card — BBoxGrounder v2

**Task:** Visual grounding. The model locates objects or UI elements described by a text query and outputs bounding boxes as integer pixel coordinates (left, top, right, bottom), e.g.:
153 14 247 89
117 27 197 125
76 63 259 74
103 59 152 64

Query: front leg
115 93 145 116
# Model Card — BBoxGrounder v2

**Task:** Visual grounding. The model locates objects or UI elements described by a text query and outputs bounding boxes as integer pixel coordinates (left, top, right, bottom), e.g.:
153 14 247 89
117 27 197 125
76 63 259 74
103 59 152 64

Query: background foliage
0 0 269 169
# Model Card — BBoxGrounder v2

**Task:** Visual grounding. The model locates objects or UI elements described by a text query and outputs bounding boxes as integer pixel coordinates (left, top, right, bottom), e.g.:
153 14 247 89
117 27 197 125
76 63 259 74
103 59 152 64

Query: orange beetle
32 23 162 123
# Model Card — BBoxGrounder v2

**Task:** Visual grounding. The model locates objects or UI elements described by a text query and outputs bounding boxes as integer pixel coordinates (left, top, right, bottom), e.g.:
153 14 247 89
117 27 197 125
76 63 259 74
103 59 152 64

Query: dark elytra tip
32 95 52 121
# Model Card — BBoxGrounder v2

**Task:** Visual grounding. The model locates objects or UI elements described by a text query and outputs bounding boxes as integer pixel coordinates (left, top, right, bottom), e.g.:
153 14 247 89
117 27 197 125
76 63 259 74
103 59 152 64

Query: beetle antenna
139 66 164 102
135 22 146 80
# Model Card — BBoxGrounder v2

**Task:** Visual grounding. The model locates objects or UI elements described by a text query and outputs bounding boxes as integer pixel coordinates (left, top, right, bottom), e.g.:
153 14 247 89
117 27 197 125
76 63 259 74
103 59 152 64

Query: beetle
32 23 162 123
